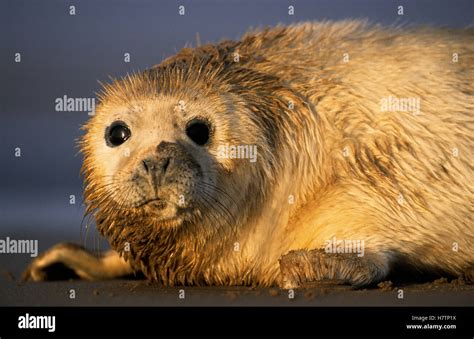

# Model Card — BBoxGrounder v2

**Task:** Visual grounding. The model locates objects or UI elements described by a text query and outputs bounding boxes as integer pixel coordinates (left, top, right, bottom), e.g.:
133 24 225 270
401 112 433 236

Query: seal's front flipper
22 242 136 281
278 249 390 289
462 265 474 284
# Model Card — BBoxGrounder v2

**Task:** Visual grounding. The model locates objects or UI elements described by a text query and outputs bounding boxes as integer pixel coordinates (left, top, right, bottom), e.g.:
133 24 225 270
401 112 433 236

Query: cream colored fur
24 21 473 287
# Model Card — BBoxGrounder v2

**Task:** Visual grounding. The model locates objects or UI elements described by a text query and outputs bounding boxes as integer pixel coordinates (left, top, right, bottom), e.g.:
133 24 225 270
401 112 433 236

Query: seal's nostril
142 157 170 179
162 158 170 174
142 159 150 174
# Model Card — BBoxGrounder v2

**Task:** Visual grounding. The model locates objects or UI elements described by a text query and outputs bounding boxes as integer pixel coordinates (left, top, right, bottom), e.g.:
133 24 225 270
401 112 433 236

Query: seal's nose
139 140 199 190
141 142 175 187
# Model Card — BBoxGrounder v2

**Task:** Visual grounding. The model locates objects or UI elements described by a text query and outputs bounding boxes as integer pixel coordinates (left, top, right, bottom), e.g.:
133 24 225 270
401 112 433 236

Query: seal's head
80 43 300 282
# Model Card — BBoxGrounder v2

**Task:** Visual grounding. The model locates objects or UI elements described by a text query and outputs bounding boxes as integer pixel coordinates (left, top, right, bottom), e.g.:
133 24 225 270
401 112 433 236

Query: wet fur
29 21 474 286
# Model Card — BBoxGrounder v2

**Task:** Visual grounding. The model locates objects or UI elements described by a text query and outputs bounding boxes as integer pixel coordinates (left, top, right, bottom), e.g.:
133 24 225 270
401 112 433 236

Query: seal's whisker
197 180 240 207
194 193 232 239
195 187 236 231
196 182 237 219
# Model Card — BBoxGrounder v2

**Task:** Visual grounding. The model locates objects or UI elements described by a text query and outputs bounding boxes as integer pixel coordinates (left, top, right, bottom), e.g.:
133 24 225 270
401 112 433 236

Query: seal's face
89 97 212 228
80 48 283 279
83 91 252 230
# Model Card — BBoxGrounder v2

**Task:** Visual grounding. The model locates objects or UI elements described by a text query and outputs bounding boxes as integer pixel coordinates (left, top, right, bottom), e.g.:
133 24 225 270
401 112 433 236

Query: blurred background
0 0 473 278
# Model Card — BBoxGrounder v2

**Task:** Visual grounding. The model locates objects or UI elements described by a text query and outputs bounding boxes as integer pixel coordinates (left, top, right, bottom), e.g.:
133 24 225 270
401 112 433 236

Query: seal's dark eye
186 120 210 146
106 121 131 147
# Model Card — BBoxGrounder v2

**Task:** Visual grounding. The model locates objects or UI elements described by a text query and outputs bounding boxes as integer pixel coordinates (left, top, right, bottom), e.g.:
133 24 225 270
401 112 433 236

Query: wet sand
1 269 473 307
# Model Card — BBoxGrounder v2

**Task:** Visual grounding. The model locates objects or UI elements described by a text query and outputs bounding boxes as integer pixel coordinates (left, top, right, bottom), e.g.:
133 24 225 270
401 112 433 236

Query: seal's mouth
134 196 198 227
148 207 196 228
135 198 166 209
